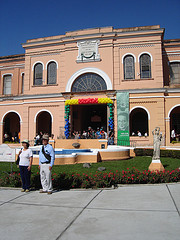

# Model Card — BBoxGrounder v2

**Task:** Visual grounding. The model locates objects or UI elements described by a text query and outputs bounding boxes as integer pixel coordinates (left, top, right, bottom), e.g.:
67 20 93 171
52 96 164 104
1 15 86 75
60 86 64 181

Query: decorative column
165 117 170 146
0 121 4 144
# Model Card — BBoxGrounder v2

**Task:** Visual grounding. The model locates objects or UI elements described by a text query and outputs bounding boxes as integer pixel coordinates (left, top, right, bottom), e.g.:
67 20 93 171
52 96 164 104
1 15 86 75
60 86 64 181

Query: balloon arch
64 97 114 139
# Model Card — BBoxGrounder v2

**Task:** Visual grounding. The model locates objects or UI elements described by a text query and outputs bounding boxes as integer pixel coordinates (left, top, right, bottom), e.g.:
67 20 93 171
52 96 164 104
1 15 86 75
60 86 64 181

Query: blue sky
0 0 180 56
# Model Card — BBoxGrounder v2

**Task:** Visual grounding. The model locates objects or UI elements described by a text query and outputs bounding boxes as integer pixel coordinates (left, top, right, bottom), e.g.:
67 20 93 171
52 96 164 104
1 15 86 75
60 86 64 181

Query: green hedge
134 148 180 159
0 169 180 189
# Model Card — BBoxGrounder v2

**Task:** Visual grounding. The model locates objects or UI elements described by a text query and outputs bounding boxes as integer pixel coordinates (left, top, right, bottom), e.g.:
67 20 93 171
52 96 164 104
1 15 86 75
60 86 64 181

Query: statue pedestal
148 159 164 172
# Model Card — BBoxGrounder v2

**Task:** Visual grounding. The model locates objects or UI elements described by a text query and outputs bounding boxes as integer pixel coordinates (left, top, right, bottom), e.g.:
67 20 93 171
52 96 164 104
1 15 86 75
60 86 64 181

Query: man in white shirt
39 134 55 194
137 131 142 137
171 129 176 141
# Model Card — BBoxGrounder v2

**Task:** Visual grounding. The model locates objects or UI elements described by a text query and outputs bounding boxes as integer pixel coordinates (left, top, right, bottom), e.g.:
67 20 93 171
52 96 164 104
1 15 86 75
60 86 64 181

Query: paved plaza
0 183 180 240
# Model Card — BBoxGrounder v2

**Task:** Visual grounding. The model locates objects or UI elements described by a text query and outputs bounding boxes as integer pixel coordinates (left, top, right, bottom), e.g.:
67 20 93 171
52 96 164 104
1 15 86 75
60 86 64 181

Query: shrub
1 168 180 189
134 148 180 159
0 172 21 187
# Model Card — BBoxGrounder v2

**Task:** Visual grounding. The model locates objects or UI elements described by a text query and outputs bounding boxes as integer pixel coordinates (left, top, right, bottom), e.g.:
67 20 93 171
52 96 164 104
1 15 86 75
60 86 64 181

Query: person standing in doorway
171 128 176 141
18 140 33 192
137 131 142 137
39 134 55 194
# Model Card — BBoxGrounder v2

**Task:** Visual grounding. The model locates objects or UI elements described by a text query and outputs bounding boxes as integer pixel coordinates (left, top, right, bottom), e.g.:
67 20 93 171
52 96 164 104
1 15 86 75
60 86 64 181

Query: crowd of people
71 126 114 145
3 132 20 143
131 131 148 137
34 132 54 146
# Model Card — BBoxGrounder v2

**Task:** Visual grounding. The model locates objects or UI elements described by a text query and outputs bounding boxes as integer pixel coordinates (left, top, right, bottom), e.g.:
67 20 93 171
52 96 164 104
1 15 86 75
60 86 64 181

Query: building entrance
3 112 20 142
71 104 107 133
170 106 180 142
36 111 52 135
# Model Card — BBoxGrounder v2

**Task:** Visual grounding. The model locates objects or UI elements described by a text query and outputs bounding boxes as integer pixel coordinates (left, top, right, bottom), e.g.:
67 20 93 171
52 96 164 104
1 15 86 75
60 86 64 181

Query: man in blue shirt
95 128 101 139
39 134 55 194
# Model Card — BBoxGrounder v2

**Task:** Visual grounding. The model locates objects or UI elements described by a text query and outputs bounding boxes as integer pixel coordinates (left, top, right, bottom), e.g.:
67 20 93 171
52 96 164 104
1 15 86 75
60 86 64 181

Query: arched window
3 75 12 95
21 73 24 93
47 61 57 85
140 54 151 79
3 112 20 143
130 108 149 136
124 55 135 79
169 62 180 85
170 106 180 142
71 73 107 92
36 111 52 136
34 63 43 85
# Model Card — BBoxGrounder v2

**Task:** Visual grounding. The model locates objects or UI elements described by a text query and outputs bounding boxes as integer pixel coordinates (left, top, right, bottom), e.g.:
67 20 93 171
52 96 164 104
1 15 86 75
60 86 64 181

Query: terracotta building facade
0 25 180 146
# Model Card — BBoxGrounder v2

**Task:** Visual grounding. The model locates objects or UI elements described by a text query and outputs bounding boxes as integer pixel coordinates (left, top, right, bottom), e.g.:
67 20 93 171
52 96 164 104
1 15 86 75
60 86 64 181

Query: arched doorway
71 104 107 133
70 73 108 134
36 111 52 136
130 108 149 136
3 112 20 142
170 106 180 142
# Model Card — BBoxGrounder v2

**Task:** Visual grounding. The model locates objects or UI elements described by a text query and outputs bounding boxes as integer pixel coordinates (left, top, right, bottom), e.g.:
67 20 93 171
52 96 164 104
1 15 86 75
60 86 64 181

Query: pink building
0 25 180 146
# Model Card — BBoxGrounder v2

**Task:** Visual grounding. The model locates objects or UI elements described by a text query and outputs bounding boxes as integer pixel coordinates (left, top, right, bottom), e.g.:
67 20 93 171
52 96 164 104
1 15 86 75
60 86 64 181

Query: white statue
152 127 162 160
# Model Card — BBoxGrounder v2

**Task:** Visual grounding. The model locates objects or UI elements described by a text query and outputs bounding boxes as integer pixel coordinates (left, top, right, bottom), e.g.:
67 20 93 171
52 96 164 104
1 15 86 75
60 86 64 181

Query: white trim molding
168 60 180 65
32 61 44 71
1 110 22 123
165 117 170 122
65 67 113 92
2 73 13 78
130 106 150 120
122 53 136 63
138 52 153 62
34 109 53 123
46 60 58 69
168 104 180 118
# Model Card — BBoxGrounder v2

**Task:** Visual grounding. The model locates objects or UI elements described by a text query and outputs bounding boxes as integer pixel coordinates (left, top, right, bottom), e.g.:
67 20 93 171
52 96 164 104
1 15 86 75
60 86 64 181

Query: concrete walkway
0 183 180 240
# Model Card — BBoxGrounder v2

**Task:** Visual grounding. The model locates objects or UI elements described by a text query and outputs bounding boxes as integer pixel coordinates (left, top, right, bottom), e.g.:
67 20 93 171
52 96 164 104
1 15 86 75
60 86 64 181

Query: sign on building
117 92 130 146
77 40 100 62
0 144 16 162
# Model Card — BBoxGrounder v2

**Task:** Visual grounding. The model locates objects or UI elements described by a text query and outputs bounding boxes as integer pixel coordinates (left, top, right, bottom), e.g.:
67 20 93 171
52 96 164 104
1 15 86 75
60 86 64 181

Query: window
170 106 180 142
124 55 135 79
71 73 107 92
3 75 12 95
34 63 43 85
130 108 149 136
140 54 151 79
169 62 180 84
47 62 57 85
21 73 24 93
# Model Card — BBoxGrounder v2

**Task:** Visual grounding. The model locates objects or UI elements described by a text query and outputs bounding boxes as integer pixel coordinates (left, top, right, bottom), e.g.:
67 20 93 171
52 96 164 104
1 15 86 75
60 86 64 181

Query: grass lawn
1 156 180 176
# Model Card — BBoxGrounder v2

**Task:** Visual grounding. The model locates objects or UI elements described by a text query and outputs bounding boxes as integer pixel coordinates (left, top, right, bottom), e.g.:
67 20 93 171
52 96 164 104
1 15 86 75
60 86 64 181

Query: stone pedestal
148 159 165 172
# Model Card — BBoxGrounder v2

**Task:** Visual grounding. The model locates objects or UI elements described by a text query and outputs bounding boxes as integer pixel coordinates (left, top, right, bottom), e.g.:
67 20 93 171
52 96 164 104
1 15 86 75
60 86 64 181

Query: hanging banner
117 92 130 146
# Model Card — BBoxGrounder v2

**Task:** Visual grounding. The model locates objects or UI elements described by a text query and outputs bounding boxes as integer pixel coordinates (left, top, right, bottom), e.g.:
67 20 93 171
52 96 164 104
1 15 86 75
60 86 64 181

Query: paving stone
88 185 177 211
167 183 180 212
60 208 180 240
0 203 82 240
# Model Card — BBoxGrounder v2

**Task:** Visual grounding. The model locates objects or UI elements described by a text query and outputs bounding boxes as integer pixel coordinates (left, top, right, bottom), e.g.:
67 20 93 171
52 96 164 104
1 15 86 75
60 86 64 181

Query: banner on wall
117 92 130 146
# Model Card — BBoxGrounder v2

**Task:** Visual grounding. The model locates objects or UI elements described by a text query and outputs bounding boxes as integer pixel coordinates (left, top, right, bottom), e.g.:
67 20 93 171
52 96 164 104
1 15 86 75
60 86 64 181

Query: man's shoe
39 190 47 193
47 191 52 195
25 189 30 193
21 189 25 192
